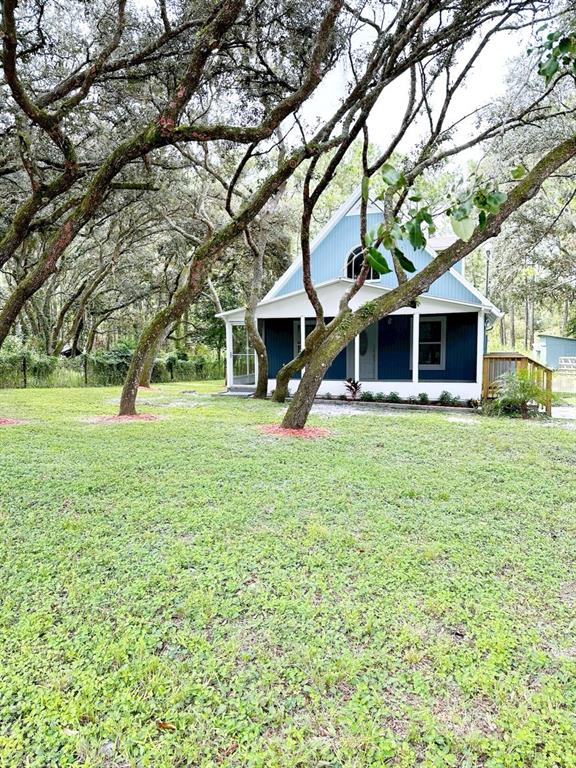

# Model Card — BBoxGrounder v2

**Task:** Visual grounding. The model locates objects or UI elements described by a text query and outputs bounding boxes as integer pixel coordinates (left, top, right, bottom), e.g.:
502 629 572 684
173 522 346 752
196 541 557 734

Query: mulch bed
85 414 159 424
259 424 330 439
0 418 25 426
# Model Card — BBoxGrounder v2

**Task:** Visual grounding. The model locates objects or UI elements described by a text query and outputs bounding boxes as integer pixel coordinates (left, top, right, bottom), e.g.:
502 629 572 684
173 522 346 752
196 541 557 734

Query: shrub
360 391 374 401
338 394 348 401
323 392 332 400
485 370 550 418
345 378 362 399
386 391 401 403
418 392 430 404
438 390 459 406
374 392 386 402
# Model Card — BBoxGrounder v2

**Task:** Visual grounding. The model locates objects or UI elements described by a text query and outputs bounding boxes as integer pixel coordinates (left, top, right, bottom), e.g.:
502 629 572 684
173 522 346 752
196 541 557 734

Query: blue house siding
538 335 576 368
263 313 477 383
275 212 481 306
263 318 347 380
378 316 412 380
264 319 297 378
419 312 477 382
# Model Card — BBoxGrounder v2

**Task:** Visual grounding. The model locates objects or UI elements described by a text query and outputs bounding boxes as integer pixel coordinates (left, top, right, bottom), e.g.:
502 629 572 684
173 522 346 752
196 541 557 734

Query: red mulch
87 413 159 423
259 424 330 438
0 417 25 426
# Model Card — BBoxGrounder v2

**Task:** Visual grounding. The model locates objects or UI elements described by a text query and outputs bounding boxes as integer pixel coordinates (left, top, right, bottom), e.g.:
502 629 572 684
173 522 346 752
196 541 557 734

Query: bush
360 391 374 401
438 390 459 406
484 370 550 418
418 392 430 404
374 392 386 402
386 391 401 403
345 378 362 399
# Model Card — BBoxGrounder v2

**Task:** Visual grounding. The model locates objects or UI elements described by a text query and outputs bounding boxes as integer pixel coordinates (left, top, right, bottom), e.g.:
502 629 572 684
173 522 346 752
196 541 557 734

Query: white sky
305 24 532 167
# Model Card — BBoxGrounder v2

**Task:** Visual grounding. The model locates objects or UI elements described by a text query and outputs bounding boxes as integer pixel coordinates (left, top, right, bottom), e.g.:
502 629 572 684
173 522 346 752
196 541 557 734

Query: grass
1 383 576 767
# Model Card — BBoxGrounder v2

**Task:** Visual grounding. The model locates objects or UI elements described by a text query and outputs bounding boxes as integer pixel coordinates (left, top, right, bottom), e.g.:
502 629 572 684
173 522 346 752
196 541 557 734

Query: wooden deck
482 352 553 416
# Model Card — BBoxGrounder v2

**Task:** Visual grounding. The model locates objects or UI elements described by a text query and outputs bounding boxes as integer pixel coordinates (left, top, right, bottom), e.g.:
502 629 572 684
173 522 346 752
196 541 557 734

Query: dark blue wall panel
264 319 297 378
378 316 412 380
419 312 477 382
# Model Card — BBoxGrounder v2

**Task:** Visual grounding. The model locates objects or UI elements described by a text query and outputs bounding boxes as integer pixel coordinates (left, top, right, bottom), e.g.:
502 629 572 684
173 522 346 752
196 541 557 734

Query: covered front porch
225 309 486 401
219 278 497 401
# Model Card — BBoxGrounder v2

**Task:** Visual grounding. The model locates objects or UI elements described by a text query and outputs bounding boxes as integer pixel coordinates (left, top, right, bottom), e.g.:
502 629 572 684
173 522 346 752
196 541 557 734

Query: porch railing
482 352 553 416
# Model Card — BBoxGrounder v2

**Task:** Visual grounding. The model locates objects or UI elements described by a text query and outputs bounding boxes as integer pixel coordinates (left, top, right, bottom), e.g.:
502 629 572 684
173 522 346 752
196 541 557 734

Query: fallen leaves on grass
83 413 160 423
259 424 330 438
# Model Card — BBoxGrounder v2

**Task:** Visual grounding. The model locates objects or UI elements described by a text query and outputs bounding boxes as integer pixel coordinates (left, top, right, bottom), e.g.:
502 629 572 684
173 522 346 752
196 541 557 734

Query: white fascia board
218 278 494 323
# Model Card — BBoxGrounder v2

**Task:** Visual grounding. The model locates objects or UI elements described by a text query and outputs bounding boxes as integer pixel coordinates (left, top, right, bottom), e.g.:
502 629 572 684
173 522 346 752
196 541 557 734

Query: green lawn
1 384 576 767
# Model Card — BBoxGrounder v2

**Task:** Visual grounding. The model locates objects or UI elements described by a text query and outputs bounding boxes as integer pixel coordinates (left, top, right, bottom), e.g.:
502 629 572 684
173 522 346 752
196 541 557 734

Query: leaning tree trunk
281 354 332 428
244 310 268 398
119 290 192 415
280 327 345 428
139 325 172 388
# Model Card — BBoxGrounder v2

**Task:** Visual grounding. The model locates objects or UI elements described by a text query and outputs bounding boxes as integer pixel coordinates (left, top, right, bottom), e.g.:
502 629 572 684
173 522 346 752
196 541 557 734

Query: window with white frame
345 246 379 280
419 316 446 370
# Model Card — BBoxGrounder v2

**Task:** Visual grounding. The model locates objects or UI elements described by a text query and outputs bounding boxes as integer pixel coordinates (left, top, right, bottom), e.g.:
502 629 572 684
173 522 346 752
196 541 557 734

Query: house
218 190 501 401
535 334 576 369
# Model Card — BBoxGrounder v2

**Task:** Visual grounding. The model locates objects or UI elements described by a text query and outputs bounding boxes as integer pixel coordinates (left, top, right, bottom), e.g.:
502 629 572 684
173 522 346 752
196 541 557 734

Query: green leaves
511 164 527 180
450 216 476 242
394 248 416 273
405 218 426 250
366 246 392 275
381 163 406 188
534 27 576 84
538 55 560 84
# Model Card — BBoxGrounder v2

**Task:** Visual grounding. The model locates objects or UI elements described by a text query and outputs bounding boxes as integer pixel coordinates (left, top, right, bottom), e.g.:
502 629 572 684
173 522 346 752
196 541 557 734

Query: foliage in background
0 344 224 389
484 369 551 418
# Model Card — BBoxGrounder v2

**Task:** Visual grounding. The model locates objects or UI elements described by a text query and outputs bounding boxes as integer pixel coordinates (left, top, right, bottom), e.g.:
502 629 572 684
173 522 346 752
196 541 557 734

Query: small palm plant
345 378 362 400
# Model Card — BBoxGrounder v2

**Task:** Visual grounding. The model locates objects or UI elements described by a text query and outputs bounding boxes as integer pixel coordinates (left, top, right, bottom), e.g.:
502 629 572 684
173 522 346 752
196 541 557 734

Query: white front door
359 323 378 380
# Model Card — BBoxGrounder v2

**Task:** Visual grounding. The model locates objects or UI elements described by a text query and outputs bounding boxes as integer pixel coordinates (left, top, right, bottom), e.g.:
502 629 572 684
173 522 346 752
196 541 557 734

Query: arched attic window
346 246 378 280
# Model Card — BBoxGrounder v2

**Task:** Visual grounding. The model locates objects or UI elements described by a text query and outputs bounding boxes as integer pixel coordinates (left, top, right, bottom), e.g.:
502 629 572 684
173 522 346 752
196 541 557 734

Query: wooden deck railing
482 352 553 416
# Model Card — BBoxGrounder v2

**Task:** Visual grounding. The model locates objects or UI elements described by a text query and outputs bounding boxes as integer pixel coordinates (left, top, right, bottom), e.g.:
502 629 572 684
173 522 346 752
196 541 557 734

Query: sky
305 23 533 166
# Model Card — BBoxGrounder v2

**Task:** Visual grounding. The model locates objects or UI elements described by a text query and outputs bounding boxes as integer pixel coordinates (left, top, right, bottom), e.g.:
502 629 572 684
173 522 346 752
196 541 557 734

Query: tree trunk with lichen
244 310 268 398
119 288 193 415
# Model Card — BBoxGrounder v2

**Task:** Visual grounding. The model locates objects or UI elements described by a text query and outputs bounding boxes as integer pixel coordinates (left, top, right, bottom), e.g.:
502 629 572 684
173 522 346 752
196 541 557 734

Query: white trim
476 310 484 384
216 277 492 321
411 312 419 382
270 379 482 401
225 322 233 388
419 315 446 371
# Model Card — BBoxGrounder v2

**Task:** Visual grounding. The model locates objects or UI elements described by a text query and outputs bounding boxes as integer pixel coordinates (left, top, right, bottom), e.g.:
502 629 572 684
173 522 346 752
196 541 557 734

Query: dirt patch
259 424 330 438
560 581 576 608
84 413 160 424
0 417 26 426
446 416 481 425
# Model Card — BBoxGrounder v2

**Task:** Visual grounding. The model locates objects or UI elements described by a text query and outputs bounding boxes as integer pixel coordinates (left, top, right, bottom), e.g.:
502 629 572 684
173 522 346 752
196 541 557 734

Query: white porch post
476 310 485 383
225 321 233 388
354 333 360 380
300 316 306 374
412 311 420 383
